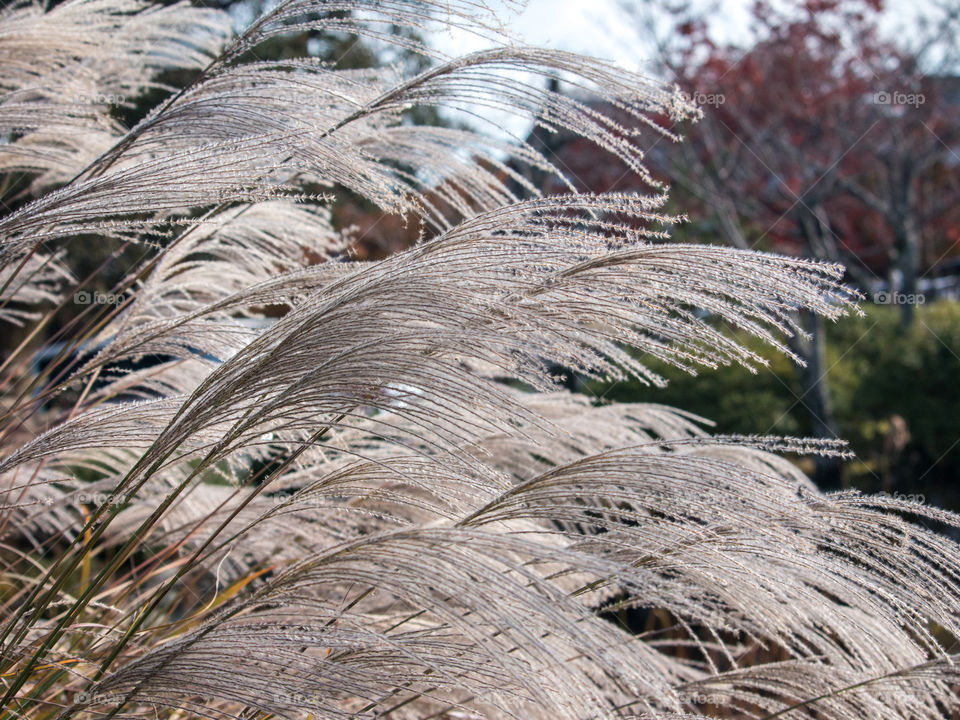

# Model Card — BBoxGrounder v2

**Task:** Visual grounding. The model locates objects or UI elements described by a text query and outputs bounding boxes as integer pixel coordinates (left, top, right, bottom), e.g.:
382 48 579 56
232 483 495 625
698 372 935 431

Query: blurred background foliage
588 300 960 509
531 0 960 509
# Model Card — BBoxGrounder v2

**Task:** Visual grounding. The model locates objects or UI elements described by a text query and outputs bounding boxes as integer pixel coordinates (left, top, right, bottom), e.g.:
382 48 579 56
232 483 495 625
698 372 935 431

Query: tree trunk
796 311 842 488
890 156 920 328
893 213 920 328
793 205 842 487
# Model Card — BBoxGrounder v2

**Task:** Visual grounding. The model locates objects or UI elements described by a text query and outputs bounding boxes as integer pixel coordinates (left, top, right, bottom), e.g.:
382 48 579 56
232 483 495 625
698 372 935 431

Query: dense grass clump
1 2 959 719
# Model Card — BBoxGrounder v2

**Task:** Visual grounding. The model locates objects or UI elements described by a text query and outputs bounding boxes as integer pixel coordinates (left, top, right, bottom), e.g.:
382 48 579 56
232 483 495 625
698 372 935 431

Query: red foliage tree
574 0 960 484
655 0 960 324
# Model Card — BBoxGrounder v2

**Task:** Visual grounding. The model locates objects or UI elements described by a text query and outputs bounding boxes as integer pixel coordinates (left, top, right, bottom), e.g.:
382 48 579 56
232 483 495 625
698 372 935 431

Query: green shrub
592 301 960 507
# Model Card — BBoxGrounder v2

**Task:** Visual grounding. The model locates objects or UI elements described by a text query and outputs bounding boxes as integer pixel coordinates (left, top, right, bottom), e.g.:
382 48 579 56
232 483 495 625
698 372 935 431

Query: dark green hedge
587 301 960 508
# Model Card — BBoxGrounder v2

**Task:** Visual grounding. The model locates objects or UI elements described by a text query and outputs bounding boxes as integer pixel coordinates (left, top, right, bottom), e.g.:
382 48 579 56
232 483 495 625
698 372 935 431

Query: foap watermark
872 90 925 107
878 490 926 505
267 689 322 707
692 91 725 107
72 92 126 106
268 492 328 509
74 691 125 706
678 691 730 706
74 290 127 307
873 291 925 306
76 491 127 508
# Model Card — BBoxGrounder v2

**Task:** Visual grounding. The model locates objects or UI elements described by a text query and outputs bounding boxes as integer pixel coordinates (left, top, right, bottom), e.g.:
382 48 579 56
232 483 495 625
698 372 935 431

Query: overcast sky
428 0 660 71
425 0 747 137
425 0 941 137
430 0 935 66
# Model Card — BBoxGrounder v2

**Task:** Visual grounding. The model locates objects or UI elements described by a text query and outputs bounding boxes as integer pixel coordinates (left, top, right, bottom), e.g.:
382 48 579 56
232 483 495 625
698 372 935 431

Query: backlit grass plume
1 1 959 719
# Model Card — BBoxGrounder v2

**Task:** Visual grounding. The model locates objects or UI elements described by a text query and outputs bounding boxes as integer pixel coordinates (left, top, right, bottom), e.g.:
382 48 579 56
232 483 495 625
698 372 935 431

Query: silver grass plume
0 2 957 720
